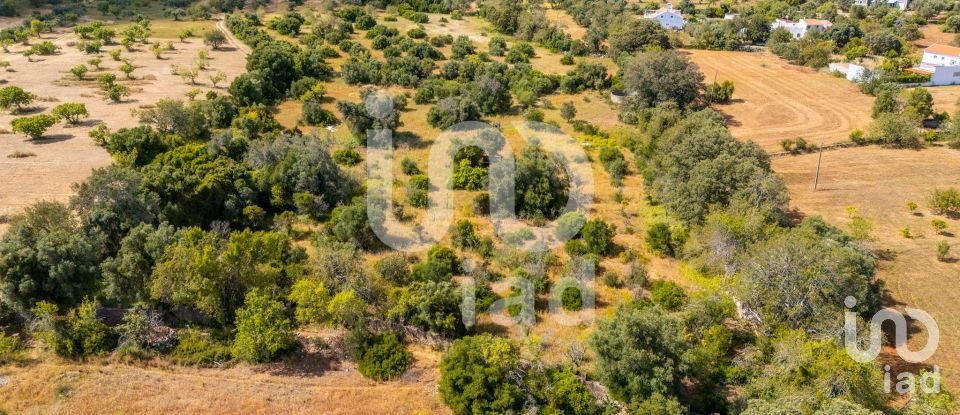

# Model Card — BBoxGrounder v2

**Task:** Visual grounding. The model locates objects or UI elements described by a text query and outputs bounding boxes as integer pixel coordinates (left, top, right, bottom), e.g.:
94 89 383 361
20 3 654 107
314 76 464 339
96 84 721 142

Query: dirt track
688 49 875 152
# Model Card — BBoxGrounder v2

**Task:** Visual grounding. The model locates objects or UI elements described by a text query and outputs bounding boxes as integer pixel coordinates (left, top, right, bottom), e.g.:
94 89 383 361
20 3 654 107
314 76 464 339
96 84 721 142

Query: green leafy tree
560 101 577 122
733 220 877 332
70 165 159 257
0 202 99 312
622 50 704 109
607 17 670 57
427 96 481 129
871 86 901 118
51 299 116 359
288 278 329 325
51 103 89 124
98 73 130 102
928 188 960 216
590 305 687 406
904 87 934 121
326 289 367 328
11 114 58 140
100 223 177 305
119 61 136 79
70 64 89 80
231 290 296 363
439 334 525 415
868 112 920 148
511 144 570 220
247 40 300 94
0 86 35 113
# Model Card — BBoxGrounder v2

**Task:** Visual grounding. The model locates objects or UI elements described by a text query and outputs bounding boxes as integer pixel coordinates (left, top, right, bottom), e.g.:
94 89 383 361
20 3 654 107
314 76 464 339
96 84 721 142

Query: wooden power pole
813 143 824 191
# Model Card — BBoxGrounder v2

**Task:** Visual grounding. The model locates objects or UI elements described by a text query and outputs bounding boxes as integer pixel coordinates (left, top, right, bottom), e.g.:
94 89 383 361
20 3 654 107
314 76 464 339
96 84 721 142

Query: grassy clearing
774 145 960 386
688 49 875 152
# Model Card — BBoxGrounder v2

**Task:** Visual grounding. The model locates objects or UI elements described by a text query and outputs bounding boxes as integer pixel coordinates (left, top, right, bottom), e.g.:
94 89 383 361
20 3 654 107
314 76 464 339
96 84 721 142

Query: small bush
645 222 675 257
937 241 951 262
172 328 232 366
333 148 362 166
650 280 687 311
602 271 621 288
357 332 411 381
627 264 648 287
561 286 582 311
473 192 490 215
401 157 421 175
780 137 813 154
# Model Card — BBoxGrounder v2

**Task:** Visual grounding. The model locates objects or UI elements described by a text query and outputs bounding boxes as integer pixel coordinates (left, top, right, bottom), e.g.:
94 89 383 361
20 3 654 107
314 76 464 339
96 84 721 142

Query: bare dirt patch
774 145 960 389
0 22 247 233
688 49 875 152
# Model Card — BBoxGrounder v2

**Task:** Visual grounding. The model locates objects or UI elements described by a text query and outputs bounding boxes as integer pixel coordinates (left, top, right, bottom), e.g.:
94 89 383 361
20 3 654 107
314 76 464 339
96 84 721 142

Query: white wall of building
930 66 960 86
922 52 960 67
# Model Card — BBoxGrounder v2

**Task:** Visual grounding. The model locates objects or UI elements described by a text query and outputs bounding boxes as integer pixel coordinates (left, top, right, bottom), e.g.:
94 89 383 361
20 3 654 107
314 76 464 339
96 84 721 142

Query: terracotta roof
802 19 831 26
926 44 960 57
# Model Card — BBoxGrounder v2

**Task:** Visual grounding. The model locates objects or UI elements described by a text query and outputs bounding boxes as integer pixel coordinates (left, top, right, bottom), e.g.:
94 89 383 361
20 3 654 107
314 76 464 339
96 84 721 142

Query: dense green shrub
582 218 616 256
650 280 687 311
357 332 411 381
561 286 583 311
171 328 232 366
231 290 296 363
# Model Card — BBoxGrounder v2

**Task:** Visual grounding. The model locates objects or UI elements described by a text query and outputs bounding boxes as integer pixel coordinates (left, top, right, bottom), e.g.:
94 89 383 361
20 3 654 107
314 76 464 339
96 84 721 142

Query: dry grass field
0 22 247 233
0 330 450 415
688 49 875 152
924 85 960 114
773 146 960 387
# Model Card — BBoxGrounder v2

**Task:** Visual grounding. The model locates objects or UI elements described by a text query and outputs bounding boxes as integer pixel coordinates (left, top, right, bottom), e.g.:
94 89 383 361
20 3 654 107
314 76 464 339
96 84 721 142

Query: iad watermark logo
843 296 941 395
361 90 598 330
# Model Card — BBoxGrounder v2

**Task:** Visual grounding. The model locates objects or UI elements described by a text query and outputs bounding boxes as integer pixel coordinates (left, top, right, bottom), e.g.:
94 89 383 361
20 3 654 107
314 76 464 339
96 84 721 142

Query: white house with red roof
643 3 686 30
771 18 833 39
908 44 960 86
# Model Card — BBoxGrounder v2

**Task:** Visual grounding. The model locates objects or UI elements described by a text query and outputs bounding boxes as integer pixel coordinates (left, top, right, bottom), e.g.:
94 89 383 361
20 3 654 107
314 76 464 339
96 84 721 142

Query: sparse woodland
0 0 958 415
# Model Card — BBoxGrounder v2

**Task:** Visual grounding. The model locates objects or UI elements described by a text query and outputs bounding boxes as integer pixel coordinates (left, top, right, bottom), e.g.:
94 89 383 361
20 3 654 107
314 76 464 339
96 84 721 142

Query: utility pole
813 143 824 191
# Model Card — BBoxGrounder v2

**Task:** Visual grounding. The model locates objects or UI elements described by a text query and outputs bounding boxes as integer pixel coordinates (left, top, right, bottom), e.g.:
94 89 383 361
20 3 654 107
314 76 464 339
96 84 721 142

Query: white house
853 0 909 10
770 18 833 39
644 3 686 30
908 44 960 86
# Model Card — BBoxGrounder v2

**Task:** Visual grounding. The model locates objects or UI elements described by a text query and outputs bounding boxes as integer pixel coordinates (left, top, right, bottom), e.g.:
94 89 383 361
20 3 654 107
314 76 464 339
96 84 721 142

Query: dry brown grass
773 145 960 390
923 85 960 114
688 49 875 151
0 332 450 415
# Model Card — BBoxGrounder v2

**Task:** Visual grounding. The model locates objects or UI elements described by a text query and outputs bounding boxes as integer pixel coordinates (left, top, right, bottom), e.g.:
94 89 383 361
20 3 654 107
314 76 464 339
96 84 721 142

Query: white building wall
930 66 960 86
653 12 685 30
922 52 960 67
